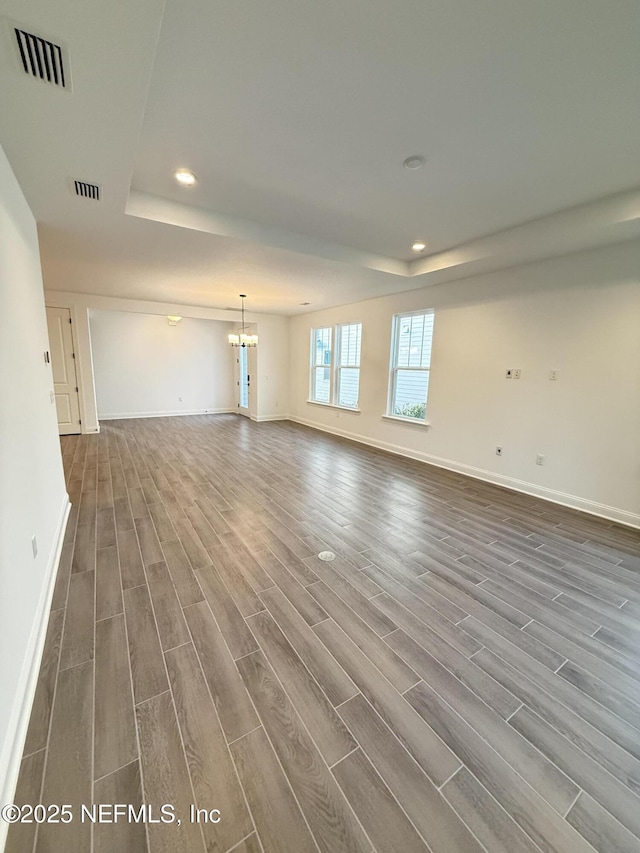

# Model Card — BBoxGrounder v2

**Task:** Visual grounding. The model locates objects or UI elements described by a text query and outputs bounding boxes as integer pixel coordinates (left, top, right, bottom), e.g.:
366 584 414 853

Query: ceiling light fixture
403 155 426 170
228 295 258 347
412 241 427 252
174 169 197 186
167 315 182 325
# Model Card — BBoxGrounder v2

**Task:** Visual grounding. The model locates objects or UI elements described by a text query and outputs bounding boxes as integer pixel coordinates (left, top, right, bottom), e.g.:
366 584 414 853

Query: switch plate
536 454 545 466
496 446 503 456
505 369 513 379
513 368 522 379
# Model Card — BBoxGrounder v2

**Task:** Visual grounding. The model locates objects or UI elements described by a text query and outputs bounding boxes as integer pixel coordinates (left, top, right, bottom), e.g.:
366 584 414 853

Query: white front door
237 347 250 417
46 306 81 435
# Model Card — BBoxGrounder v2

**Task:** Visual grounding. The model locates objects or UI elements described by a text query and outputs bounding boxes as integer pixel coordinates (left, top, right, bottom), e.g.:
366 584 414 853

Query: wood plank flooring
7 414 640 853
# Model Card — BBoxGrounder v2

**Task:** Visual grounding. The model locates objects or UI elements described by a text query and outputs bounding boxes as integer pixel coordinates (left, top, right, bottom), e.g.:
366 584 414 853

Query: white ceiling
0 0 639 314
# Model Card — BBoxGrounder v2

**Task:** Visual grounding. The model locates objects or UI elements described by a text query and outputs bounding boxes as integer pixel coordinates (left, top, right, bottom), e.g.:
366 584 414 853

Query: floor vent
318 551 336 562
14 27 69 89
73 181 101 201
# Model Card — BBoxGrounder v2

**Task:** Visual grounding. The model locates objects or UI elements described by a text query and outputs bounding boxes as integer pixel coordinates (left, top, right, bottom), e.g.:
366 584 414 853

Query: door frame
44 299 100 434
46 305 82 435
236 347 250 418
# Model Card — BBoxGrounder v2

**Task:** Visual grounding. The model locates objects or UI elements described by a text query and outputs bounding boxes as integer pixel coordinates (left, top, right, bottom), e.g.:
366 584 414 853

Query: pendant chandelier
228 294 258 347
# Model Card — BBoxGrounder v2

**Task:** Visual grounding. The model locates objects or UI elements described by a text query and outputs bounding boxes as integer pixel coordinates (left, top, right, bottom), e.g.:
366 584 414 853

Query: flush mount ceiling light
174 169 197 186
167 315 182 325
403 155 426 170
412 241 427 252
228 294 258 347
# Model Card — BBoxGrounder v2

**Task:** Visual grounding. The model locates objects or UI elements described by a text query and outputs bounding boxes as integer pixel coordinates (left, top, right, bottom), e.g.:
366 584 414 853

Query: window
310 327 332 403
336 323 361 408
388 310 434 421
310 322 362 408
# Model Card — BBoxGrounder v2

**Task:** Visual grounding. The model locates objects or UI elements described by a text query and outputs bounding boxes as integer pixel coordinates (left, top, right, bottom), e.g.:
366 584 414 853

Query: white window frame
309 326 333 404
308 322 362 410
335 322 362 409
387 309 434 424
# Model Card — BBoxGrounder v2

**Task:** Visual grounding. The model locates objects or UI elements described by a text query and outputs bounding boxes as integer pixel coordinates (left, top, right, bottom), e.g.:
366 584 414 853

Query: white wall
0 146 69 830
252 313 290 421
44 292 290 428
89 309 235 418
289 240 640 527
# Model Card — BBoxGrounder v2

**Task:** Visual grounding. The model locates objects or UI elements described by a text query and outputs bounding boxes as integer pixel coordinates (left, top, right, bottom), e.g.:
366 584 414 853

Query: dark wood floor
8 414 640 853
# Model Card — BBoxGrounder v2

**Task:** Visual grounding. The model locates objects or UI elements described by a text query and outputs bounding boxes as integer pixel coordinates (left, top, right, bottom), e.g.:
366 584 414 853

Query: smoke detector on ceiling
403 155 426 171
72 180 102 201
10 22 72 91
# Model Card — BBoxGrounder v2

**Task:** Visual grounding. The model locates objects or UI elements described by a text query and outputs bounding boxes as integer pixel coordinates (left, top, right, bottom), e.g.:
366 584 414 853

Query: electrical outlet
549 370 559 380
536 454 545 466
178 396 183 402
496 446 503 456
50 391 55 404
513 369 522 379
32 536 38 558
505 369 513 379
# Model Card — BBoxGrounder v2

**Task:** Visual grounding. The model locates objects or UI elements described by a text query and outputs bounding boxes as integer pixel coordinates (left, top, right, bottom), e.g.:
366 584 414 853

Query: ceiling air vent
73 180 101 201
13 26 69 89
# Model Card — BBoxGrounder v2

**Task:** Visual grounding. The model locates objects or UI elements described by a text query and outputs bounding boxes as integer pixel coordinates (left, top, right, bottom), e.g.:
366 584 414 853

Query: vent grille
14 28 68 88
74 181 101 201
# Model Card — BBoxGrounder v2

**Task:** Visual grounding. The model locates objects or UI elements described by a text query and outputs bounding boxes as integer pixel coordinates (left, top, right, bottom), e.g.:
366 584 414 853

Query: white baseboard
289 415 640 530
99 408 235 420
250 414 290 422
0 494 71 851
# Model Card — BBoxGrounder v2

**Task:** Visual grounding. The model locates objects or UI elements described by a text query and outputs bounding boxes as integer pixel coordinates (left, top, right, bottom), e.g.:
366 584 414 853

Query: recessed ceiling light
403 155 426 170
174 169 197 186
412 241 427 252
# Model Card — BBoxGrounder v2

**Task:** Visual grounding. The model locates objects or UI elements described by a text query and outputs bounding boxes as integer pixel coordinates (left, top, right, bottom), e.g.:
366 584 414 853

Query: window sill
307 400 361 413
382 414 430 427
